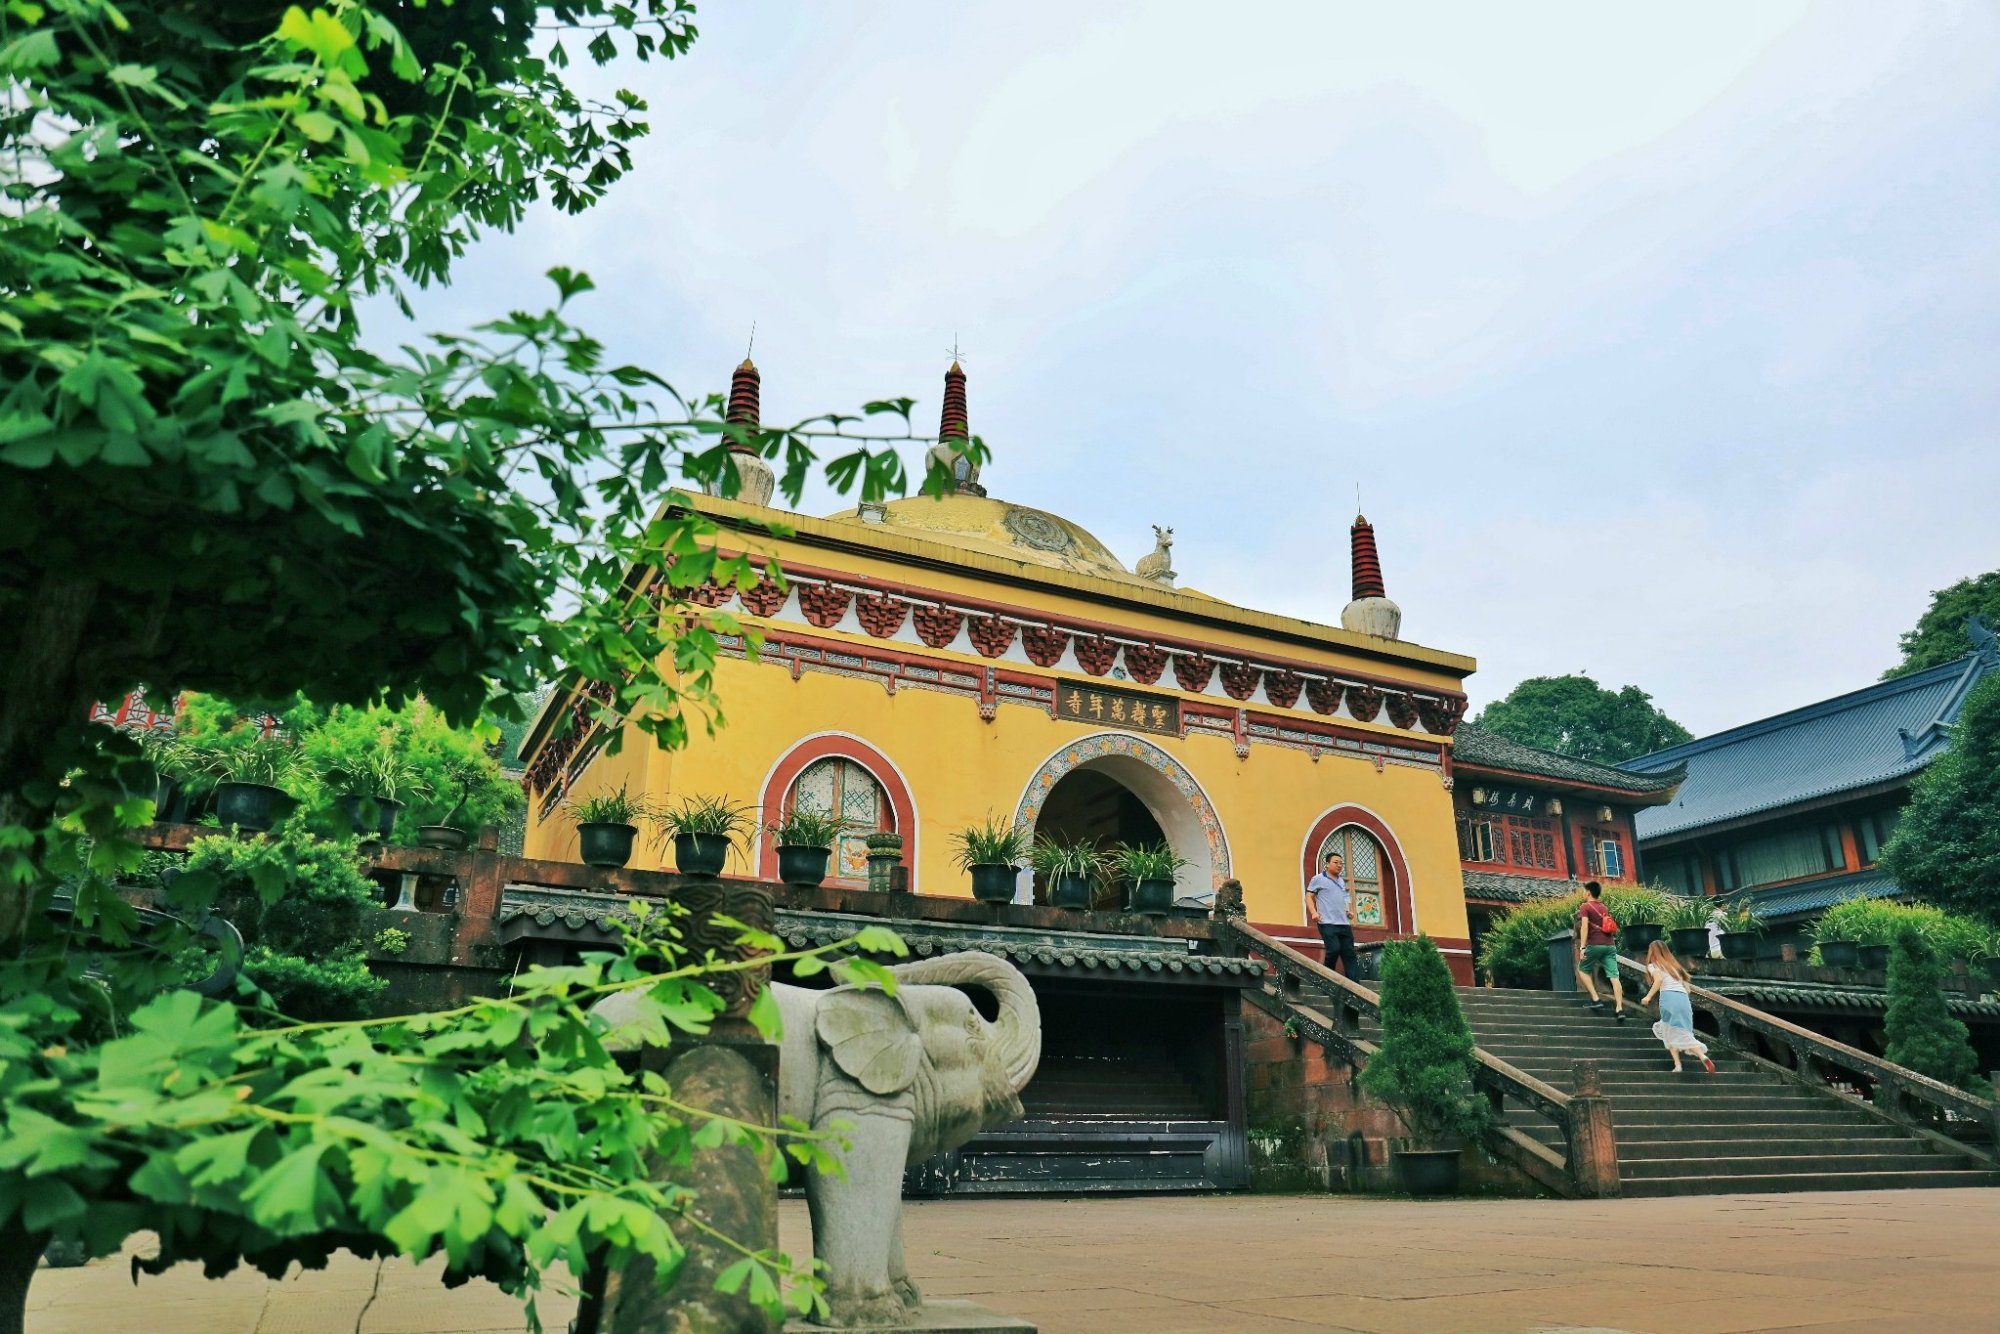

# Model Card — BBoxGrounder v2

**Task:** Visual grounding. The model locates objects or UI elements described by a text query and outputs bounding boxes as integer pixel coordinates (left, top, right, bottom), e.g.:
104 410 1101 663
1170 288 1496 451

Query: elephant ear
815 988 923 1095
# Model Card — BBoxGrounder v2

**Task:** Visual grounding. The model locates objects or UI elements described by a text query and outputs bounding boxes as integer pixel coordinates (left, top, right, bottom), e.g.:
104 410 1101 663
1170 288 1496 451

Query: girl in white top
1640 941 1715 1074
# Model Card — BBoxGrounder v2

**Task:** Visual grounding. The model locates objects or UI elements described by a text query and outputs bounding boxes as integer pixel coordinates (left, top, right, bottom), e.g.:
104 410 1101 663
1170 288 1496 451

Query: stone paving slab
26 1189 2000 1332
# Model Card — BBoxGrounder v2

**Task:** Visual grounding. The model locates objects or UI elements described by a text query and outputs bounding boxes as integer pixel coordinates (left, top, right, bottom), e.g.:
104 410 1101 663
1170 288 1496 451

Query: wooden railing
1216 919 1619 1198
1658 957 2000 1166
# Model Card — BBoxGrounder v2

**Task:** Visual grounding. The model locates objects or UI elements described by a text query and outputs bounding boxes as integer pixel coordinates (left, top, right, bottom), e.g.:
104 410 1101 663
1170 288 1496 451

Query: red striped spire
725 357 760 454
938 360 968 444
1350 514 1386 601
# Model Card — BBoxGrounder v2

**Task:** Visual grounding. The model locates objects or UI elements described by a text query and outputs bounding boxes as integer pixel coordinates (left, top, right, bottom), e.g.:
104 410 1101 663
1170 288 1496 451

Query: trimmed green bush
1477 884 1682 988
1883 928 1983 1094
181 828 388 1021
1359 936 1490 1144
1807 898 1997 965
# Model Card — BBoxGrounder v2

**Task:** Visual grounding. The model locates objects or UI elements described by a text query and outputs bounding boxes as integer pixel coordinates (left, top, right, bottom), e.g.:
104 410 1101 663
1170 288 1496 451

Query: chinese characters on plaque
1054 682 1180 737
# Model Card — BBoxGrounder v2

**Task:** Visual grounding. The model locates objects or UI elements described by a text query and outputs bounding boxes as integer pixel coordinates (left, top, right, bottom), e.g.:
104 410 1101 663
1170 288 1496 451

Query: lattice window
1506 817 1559 870
1457 813 1502 864
1317 825 1386 928
790 757 892 882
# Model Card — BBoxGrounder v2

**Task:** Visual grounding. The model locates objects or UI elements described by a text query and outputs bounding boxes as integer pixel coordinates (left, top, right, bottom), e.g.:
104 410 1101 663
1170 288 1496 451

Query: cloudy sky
409 1 2000 738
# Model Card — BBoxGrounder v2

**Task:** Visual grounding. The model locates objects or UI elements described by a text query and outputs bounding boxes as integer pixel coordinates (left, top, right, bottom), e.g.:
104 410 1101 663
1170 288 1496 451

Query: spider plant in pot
207 736 303 833
136 729 202 824
765 805 849 888
566 786 652 868
1665 895 1717 962
1030 836 1101 909
1112 841 1190 914
323 740 426 842
1718 900 1763 961
657 794 753 877
952 814 1031 903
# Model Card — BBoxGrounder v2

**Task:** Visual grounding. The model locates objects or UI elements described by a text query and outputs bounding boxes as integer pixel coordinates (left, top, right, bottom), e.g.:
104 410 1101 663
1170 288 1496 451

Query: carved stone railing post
1564 1060 1620 1198
599 874 779 1334
864 831 905 895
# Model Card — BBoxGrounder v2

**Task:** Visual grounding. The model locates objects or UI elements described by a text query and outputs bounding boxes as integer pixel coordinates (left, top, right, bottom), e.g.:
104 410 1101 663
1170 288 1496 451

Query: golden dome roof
825 494 1144 583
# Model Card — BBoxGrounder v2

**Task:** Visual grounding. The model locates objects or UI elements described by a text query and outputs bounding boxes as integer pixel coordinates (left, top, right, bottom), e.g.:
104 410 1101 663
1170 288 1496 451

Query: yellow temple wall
524 652 1471 951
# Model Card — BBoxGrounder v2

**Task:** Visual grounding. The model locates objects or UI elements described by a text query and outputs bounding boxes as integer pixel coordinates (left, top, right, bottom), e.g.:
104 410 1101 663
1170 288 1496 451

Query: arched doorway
1013 733 1229 907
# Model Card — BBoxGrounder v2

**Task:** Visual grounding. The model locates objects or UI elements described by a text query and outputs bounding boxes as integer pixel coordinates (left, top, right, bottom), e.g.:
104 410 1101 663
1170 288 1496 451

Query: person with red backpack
1575 881 1626 1022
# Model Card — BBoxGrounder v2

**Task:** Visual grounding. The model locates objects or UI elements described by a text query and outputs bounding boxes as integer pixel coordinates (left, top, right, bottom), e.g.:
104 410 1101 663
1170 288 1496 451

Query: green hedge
1807 898 1997 966
1477 885 1680 988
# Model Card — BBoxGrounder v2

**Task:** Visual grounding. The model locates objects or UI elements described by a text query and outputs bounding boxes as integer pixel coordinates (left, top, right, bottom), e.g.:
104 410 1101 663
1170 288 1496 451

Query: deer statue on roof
1136 525 1175 586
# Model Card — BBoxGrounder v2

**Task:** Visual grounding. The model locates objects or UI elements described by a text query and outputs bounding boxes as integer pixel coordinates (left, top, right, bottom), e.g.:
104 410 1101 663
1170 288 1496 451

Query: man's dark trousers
1317 923 1359 978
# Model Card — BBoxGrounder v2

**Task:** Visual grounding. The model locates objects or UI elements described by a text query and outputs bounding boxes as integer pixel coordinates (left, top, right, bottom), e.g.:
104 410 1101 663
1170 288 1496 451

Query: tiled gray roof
496 892 1264 980
1461 870 1583 904
1710 978 2000 1020
1625 649 1996 841
1748 869 1904 919
1452 724 1684 796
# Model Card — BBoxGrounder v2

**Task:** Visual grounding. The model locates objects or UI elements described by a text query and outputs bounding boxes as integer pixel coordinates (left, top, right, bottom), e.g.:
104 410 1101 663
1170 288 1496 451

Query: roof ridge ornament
926 354 984 497
1340 513 1401 640
707 342 776 506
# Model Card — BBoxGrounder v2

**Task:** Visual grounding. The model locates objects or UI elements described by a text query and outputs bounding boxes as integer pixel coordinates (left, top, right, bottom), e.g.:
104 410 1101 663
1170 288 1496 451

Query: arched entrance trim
1299 804 1415 935
756 733 919 884
1012 732 1230 892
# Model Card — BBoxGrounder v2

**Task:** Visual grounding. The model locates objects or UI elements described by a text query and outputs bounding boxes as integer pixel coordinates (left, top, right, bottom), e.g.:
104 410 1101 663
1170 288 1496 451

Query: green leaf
243 1143 333 1235
293 109 338 143
0 28 58 70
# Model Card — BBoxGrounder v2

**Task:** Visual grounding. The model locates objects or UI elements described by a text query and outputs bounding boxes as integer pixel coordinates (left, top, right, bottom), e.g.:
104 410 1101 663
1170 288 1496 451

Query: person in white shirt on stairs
1639 941 1716 1074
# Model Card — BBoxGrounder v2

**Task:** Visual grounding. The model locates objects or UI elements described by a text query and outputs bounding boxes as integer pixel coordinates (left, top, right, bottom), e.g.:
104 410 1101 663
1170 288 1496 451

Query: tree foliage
1881 675 2000 926
1881 929 1982 1095
1885 570 2000 678
1474 674 1693 765
0 0 957 1321
1357 936 1489 1145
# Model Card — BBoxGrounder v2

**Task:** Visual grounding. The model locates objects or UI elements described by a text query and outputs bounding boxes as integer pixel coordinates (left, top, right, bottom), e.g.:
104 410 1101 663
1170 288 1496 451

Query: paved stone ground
26 1190 1997 1332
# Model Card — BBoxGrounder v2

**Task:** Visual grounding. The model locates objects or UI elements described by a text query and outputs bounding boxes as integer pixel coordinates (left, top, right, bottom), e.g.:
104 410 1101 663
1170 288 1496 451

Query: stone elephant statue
597 949 1041 1328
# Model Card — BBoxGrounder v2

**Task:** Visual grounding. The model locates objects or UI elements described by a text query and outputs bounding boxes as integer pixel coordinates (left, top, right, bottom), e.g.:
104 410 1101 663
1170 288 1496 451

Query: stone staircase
1455 986 1999 1197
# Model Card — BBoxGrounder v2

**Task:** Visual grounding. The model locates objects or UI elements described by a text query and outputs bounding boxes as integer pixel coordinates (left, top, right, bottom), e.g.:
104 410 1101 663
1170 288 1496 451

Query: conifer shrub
1883 927 1984 1095
1359 936 1491 1144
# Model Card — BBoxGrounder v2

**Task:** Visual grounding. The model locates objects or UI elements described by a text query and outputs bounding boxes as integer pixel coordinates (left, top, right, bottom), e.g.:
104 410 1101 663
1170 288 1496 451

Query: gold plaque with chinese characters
1053 681 1180 737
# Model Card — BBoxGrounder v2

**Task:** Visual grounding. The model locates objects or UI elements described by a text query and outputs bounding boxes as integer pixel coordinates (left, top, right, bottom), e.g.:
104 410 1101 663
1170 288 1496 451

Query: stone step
1619 1168 2000 1198
1609 1122 1910 1146
1617 1137 1940 1163
1619 1151 1955 1180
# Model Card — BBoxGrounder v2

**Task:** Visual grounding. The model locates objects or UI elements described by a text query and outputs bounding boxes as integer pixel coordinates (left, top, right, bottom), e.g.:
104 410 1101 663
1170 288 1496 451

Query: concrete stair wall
1456 986 1998 1197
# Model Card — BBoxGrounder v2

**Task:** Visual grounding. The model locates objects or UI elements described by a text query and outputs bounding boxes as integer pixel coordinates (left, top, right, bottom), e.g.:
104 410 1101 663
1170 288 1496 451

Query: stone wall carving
1021 624 1069 668
798 583 853 629
854 593 909 639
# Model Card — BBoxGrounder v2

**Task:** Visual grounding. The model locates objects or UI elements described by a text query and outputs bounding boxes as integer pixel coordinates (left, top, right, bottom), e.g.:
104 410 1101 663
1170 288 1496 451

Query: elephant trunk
891 951 1041 1092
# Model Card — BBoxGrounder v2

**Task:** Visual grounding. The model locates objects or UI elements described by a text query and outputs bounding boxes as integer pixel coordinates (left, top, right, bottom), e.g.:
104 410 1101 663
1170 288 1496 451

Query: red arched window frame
757 735 918 885
1300 806 1414 939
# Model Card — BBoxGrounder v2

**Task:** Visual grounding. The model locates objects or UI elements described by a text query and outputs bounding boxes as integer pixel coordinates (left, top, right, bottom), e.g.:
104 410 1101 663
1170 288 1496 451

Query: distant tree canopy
1474 674 1693 766
1881 674 2000 926
1886 570 2000 679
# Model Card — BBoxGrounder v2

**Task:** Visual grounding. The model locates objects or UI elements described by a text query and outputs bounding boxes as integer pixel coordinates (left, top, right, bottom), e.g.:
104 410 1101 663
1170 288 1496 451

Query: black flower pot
579 821 639 868
215 781 287 832
417 824 469 851
1858 943 1892 971
1392 1148 1461 1196
1669 928 1711 960
338 794 403 841
1128 877 1175 914
674 831 732 877
1719 932 1759 962
1049 872 1094 909
1622 923 1664 951
153 774 189 824
1819 939 1860 968
970 863 1018 903
778 844 831 887
1983 957 2000 991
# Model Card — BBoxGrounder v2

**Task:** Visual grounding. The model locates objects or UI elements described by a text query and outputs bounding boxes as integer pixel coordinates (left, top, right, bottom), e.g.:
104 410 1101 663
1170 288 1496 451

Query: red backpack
1584 900 1617 938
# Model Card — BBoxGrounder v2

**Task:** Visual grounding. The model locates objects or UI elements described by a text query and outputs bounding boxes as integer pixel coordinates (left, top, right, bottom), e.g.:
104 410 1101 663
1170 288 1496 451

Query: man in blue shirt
1306 852 1358 978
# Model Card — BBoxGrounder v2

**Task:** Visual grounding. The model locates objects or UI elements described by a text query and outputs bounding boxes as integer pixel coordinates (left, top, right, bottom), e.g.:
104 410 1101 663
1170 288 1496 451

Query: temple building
1450 724 1684 963
1622 619 1999 940
520 358 1486 977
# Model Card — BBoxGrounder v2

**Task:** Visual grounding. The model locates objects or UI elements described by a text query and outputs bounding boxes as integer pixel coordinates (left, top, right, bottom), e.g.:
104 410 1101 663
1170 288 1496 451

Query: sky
403 1 2000 738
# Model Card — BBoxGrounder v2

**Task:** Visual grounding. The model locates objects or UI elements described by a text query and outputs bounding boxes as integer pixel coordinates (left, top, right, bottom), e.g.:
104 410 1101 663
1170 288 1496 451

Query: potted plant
1357 936 1490 1195
1112 841 1189 914
1718 900 1763 961
1665 896 1716 960
136 729 202 824
1810 909 1863 969
322 740 425 842
1030 836 1101 910
206 736 301 832
566 786 652 868
1608 886 1669 952
952 814 1030 903
657 794 752 877
766 805 847 887
413 757 490 850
